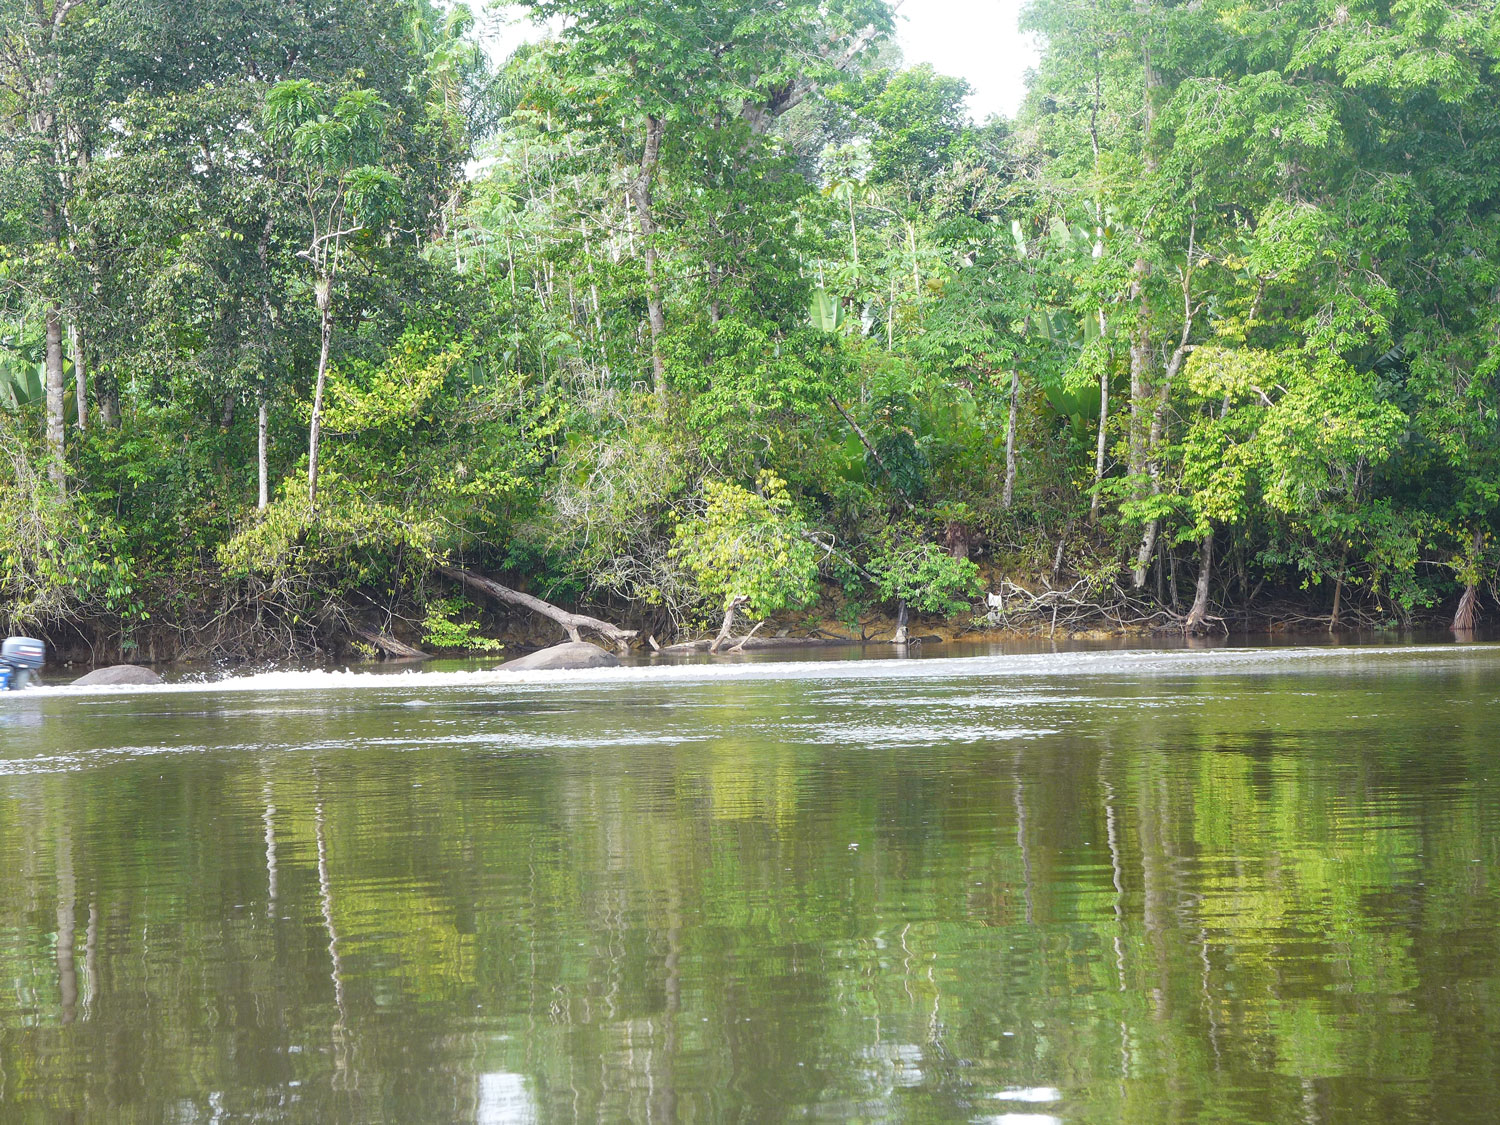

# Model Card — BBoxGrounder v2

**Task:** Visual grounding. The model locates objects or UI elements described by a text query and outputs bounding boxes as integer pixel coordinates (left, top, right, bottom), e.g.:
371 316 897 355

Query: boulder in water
72 664 163 686
499 641 619 671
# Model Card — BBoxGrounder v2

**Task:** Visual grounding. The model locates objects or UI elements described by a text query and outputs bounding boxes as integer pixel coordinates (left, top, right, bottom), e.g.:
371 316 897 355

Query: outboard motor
1 637 45 691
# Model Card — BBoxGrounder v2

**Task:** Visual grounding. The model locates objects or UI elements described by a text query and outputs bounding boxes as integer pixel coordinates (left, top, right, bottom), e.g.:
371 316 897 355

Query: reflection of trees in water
0 675 1496 1120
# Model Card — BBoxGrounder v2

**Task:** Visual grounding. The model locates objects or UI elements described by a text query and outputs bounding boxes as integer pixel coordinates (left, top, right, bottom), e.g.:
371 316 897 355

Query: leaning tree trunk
438 564 638 651
44 304 66 488
346 623 427 660
893 600 909 646
829 395 915 512
307 285 332 506
1184 529 1214 633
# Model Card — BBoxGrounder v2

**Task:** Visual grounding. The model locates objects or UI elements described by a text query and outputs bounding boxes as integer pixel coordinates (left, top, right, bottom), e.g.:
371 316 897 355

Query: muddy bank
26 573 1479 676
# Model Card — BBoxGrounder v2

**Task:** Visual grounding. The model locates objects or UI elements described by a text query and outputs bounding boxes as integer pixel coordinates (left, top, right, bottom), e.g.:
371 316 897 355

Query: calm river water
2 643 1499 1123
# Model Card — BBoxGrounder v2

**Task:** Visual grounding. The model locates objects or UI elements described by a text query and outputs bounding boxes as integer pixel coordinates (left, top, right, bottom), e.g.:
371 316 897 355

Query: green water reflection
1 646 1498 1122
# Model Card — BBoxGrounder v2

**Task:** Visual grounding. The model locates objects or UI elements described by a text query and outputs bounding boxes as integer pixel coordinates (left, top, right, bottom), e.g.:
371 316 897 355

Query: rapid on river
2 641 1499 1123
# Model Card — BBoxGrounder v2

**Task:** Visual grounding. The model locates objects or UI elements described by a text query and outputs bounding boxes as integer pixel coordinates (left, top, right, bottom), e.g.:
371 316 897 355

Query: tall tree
263 80 402 506
0 0 85 483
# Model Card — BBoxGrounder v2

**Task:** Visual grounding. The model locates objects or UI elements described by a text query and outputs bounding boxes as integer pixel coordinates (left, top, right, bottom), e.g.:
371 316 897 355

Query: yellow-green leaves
670 472 820 619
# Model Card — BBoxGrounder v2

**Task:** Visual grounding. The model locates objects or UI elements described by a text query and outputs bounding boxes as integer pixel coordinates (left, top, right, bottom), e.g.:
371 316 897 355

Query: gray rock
499 641 619 671
72 664 163 686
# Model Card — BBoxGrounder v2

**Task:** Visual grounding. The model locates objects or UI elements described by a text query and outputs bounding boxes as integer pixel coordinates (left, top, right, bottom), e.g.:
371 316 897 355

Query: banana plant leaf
1 332 75 414
1036 371 1102 430
810 287 846 333
833 432 868 483
0 336 44 410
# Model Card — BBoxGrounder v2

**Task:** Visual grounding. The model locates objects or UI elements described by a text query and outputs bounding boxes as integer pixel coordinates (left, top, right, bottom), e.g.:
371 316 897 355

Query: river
2 642 1498 1122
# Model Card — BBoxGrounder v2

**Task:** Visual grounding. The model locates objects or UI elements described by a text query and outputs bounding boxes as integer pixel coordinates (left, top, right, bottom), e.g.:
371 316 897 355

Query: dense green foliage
3 0 1499 656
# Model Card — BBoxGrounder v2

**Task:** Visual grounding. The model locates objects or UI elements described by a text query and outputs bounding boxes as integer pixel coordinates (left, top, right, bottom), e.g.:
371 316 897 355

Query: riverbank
32 574 1480 676
30 616 1493 685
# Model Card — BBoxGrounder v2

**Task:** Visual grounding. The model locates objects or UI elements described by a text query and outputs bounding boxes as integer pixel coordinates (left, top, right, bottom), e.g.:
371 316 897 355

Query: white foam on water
6 641 1497 701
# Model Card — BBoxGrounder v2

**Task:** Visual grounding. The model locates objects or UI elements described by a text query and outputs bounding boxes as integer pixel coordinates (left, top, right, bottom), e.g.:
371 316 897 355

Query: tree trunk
709 595 748 654
848 192 859 285
69 323 86 433
1127 291 1161 590
1453 527 1484 632
1128 279 1151 500
1128 11 1160 586
1184 529 1214 633
99 377 118 428
307 291 332 506
1002 368 1020 508
627 115 667 402
893 600 909 645
258 400 269 510
1155 535 1166 603
1329 550 1347 633
1090 348 1108 522
1132 335 1190 589
1134 518 1160 590
728 617 767 653
438 564 638 650
44 305 66 488
1453 582 1479 632
98 381 117 429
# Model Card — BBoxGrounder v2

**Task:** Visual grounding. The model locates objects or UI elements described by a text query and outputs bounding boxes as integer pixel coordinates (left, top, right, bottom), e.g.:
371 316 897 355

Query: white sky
481 1 1039 121
896 0 1038 119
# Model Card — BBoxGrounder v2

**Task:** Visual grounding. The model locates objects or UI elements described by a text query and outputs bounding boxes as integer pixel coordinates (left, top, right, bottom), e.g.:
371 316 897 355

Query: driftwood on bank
438 564 638 651
347 623 429 660
984 578 1185 637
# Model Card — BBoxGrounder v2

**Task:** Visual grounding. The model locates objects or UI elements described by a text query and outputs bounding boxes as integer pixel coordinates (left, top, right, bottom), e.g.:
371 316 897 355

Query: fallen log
347 623 429 660
438 565 637 651
658 635 859 655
